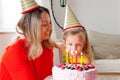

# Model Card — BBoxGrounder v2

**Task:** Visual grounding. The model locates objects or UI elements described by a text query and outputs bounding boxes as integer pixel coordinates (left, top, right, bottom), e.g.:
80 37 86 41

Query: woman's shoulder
1 38 28 65
2 38 28 58
7 38 27 48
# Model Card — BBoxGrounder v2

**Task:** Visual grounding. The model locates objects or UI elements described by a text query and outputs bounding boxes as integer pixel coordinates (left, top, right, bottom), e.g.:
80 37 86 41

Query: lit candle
75 50 78 64
80 52 83 66
70 55 72 64
70 50 74 64
75 50 78 66
66 49 69 65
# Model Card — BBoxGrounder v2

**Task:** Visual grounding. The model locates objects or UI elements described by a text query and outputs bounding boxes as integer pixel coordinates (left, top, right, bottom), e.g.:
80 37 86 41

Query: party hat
63 5 83 31
20 0 40 14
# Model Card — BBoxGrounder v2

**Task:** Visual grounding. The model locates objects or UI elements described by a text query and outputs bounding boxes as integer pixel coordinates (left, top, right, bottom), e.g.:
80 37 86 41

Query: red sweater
0 39 54 80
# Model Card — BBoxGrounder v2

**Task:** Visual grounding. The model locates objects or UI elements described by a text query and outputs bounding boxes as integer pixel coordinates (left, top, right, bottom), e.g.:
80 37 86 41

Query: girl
62 26 94 64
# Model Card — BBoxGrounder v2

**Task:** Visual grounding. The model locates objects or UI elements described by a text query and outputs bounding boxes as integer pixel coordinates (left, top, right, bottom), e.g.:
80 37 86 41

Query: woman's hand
44 75 53 80
55 42 65 53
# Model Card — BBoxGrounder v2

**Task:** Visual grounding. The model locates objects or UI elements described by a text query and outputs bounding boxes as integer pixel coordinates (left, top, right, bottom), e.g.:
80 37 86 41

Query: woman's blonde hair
63 27 94 64
16 7 55 59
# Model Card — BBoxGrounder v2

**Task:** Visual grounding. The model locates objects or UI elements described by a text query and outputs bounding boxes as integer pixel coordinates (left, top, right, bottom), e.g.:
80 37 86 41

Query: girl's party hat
20 0 40 14
63 5 83 31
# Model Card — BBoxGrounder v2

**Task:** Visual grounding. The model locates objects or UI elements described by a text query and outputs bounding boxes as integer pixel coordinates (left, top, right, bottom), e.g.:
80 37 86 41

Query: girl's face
65 34 84 56
41 11 52 41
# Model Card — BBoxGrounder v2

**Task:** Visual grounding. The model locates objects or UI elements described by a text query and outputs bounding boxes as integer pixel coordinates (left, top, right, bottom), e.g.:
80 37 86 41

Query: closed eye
76 44 82 47
42 22 51 27
67 43 72 46
42 21 51 26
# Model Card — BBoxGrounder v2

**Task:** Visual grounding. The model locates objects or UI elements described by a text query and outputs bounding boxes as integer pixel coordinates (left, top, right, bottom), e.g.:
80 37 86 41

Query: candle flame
71 50 73 54
66 49 68 53
75 50 77 54
81 52 83 56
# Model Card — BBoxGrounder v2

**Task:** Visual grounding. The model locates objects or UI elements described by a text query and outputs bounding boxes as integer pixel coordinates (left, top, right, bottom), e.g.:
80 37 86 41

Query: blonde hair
63 27 94 64
17 7 55 60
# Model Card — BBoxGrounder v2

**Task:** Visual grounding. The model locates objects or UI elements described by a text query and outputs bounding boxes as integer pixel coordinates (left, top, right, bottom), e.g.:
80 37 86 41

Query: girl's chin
71 54 80 57
72 55 76 58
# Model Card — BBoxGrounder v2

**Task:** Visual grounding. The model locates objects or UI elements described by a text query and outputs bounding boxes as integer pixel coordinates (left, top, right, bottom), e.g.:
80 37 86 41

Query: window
0 0 21 32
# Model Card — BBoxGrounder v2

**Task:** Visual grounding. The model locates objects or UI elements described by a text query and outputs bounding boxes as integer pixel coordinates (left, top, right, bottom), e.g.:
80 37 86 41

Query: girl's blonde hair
63 27 94 64
16 7 55 60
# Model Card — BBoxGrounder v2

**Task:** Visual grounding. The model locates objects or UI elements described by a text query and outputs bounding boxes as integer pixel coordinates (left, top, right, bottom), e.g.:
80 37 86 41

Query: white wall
52 0 120 40
69 0 120 34
0 0 2 30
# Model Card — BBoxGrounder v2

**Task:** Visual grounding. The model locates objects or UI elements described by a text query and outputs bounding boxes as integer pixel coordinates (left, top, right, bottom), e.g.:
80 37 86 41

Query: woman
0 6 57 80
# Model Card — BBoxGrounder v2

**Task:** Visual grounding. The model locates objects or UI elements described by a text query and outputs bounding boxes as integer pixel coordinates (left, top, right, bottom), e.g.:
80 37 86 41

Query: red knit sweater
0 39 54 80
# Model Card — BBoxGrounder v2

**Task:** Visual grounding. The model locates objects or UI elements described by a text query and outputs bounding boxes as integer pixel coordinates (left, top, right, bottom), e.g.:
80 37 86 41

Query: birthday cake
52 63 98 80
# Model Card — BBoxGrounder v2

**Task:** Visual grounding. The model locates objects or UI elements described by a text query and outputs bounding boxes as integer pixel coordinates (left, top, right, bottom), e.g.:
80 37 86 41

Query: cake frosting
52 63 98 80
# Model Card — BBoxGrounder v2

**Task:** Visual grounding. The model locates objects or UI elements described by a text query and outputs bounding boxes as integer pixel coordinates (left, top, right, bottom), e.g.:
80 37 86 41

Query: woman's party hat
63 5 83 31
20 0 40 14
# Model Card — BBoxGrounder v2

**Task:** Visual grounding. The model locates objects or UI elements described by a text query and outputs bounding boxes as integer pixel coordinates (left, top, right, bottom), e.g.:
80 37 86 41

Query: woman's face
65 34 84 56
41 11 52 41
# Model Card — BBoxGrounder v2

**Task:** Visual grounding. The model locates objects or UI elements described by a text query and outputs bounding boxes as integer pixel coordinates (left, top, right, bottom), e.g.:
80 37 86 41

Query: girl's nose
71 50 77 56
72 45 77 50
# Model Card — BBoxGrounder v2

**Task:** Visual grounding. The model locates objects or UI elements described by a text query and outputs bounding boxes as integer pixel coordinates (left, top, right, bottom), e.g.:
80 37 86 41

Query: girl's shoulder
82 55 89 63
